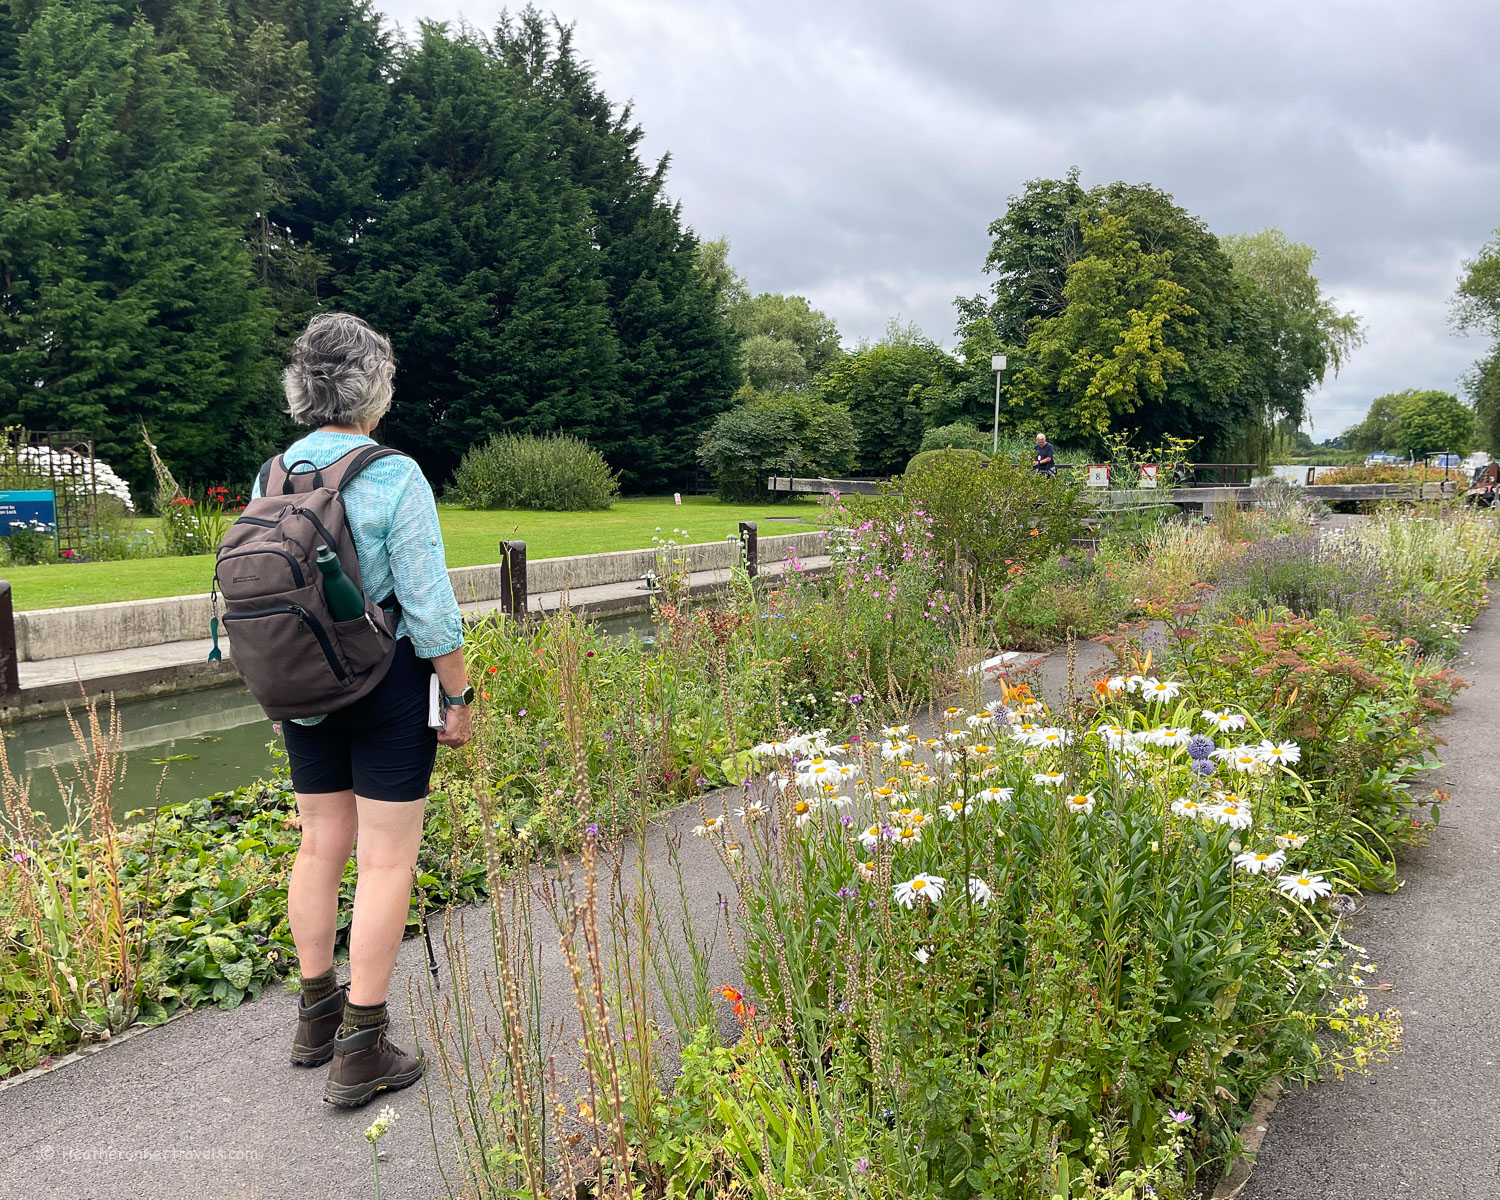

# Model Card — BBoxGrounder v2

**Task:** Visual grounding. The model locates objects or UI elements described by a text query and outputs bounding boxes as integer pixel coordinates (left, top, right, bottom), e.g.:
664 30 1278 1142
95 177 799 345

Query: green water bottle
316 545 365 621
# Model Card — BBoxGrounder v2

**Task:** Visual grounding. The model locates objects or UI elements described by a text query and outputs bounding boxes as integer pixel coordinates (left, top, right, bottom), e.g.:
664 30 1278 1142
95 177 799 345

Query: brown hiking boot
322 1022 424 1108
290 985 347 1067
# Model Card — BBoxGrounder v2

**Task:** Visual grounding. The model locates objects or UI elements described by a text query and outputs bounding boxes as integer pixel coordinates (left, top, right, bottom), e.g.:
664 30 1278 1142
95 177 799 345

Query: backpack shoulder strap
321 445 409 492
259 455 287 496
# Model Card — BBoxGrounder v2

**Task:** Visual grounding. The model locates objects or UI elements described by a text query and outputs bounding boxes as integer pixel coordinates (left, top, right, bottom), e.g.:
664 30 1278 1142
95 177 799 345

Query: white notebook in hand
427 673 446 730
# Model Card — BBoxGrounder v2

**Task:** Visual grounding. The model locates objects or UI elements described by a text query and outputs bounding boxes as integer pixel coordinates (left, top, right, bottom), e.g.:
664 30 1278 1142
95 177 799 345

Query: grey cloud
377 0 1499 436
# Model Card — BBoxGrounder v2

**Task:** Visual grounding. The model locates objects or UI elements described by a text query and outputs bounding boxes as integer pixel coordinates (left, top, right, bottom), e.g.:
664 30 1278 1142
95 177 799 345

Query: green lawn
2 496 824 611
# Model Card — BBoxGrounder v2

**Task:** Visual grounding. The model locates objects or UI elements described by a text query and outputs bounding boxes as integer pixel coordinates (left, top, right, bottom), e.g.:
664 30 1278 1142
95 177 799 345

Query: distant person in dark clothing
1033 433 1057 477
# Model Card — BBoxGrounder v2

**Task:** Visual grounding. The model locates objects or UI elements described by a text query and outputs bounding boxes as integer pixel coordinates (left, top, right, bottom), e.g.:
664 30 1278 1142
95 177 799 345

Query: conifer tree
0 0 276 496
495 10 739 491
344 24 625 486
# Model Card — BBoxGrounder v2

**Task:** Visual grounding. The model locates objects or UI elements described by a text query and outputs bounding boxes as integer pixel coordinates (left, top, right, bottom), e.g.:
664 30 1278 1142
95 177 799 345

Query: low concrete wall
15 529 826 662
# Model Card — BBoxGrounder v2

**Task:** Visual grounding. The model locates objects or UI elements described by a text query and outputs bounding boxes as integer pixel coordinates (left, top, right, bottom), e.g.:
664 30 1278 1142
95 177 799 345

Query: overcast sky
376 0 1499 439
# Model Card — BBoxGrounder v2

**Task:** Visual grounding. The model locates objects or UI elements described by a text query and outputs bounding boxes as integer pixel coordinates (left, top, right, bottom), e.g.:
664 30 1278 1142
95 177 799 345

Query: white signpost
1139 464 1159 489
1086 465 1110 488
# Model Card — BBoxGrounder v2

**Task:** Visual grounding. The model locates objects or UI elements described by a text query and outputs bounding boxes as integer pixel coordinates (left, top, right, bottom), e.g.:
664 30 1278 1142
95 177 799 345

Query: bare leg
347 795 427 1007
289 789 358 977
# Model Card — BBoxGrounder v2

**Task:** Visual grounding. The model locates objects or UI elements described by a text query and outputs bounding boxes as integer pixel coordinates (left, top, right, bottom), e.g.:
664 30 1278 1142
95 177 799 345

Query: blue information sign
0 489 57 534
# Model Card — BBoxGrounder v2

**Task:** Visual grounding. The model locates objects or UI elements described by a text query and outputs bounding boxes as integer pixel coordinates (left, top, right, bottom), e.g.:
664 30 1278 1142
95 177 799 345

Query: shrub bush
857 453 1083 597
697 391 857 502
2 522 55 565
904 446 989 476
448 433 620 511
919 422 994 455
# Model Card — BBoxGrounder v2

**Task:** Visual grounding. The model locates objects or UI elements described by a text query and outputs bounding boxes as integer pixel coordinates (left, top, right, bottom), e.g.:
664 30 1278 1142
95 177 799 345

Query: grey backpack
214 445 404 719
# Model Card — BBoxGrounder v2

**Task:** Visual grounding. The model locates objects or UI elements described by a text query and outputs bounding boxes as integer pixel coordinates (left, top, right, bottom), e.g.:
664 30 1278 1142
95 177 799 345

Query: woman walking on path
265 313 473 1107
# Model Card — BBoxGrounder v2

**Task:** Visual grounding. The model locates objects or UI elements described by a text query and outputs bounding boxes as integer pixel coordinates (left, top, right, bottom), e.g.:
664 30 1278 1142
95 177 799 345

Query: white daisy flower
975 785 1014 803
1153 727 1190 748
1029 727 1073 750
1258 740 1302 767
857 824 887 851
1011 722 1042 742
1233 849 1286 875
893 825 923 849
1033 770 1067 788
735 800 769 821
940 798 971 821
966 711 997 728
788 797 819 829
1202 709 1247 733
1213 801 1254 831
825 794 853 808
750 740 793 758
1170 797 1204 818
855 859 876 881
1095 724 1130 748
892 873 946 907
1276 873 1333 902
966 877 994 906
881 724 911 739
1217 746 1263 773
1274 832 1310 850
1141 678 1182 702
692 816 725 838
913 946 933 964
796 759 843 783
1104 675 1129 694
1065 792 1096 817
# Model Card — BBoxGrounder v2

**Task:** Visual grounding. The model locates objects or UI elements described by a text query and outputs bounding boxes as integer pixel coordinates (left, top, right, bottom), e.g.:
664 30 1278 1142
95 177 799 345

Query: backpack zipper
216 547 306 589
222 604 348 683
289 507 342 558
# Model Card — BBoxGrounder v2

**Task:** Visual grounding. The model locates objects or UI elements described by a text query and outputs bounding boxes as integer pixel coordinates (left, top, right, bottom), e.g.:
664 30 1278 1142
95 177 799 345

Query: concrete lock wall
15 530 827 663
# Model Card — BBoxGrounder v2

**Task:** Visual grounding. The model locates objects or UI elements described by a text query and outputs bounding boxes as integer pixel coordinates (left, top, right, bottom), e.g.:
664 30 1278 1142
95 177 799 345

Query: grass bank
0 496 821 610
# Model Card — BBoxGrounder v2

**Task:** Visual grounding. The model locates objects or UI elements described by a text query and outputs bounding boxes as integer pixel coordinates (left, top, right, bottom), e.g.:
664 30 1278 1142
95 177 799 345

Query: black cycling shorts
281 637 438 802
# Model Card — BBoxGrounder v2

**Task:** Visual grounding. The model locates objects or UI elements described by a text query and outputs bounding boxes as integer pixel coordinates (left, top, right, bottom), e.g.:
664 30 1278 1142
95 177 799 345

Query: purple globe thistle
1185 734 1216 761
1191 758 1217 777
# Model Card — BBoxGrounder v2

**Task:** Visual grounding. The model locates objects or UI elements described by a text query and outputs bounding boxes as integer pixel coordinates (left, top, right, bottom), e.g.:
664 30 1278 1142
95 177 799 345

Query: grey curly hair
283 312 397 428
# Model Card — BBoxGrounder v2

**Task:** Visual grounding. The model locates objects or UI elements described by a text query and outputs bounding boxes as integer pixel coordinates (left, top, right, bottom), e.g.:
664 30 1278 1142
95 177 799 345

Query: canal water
4 608 659 826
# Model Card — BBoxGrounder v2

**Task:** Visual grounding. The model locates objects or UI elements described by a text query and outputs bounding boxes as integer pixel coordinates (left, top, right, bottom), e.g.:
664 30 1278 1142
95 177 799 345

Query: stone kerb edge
16 531 828 661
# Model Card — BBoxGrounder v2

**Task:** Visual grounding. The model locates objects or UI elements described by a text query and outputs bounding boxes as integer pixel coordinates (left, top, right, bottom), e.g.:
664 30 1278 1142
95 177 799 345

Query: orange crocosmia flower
720 985 753 1023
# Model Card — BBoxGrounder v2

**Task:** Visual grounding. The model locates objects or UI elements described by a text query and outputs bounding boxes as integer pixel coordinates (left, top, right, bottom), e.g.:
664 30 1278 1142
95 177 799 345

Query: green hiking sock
341 999 387 1036
300 967 338 1006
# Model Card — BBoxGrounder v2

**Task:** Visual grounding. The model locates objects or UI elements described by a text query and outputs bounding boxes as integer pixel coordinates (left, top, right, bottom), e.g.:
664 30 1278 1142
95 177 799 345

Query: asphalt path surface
0 640 1110 1200
1243 605 1500 1199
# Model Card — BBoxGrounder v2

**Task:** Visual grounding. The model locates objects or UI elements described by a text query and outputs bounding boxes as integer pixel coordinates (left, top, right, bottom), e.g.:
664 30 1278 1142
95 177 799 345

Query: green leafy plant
448 432 621 512
2 520 56 565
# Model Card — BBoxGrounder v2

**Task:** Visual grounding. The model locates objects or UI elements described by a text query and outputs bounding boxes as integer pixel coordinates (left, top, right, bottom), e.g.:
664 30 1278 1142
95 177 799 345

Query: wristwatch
441 685 475 708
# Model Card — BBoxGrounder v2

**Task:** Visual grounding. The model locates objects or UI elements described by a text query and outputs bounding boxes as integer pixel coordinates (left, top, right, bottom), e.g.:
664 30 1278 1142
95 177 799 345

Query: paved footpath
0 637 1104 1200
1243 605 1500 1200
